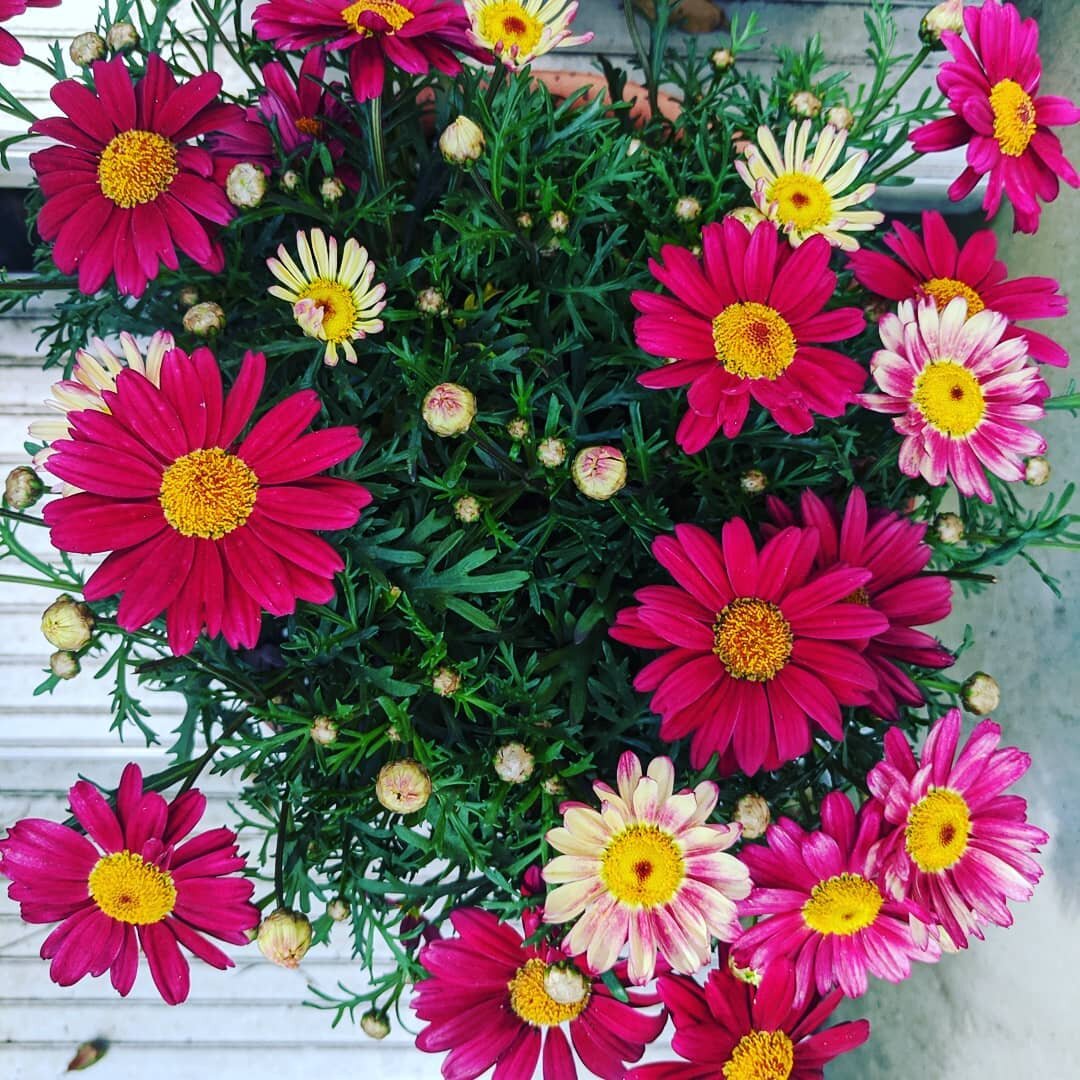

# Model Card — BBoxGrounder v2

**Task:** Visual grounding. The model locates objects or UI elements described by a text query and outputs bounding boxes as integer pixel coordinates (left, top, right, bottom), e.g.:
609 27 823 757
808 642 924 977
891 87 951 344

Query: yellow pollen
87 850 177 925
843 586 871 606
477 2 544 55
712 302 797 381
713 597 793 682
340 0 414 35
159 447 259 540
921 277 985 317
297 279 359 343
723 1030 796 1080
295 116 325 137
97 130 178 209
912 361 986 437
905 788 972 872
802 873 883 936
766 172 834 231
989 78 1037 157
507 958 590 1026
600 824 685 908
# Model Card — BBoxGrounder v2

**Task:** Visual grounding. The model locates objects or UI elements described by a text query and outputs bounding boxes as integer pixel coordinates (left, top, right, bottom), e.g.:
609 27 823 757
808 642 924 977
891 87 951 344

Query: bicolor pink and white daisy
464 0 594 70
847 209 1071 367
625 956 870 1080
414 907 665 1078
861 297 1049 503
610 520 888 774
631 218 867 450
910 0 1080 233
0 763 258 1005
766 487 954 720
542 752 749 985
734 792 940 1006
0 0 59 66
867 708 1048 950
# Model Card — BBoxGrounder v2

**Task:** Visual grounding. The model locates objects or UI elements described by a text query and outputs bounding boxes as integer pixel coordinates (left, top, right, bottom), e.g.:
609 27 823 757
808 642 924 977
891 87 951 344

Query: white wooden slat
0 752 227 789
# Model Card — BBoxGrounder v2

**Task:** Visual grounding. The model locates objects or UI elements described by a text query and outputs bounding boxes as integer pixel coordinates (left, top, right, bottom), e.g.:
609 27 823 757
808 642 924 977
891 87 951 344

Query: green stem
0 507 49 527
623 0 652 109
0 278 77 293
370 95 388 192
176 709 254 795
866 150 923 187
274 792 291 909
852 44 932 139
0 571 80 589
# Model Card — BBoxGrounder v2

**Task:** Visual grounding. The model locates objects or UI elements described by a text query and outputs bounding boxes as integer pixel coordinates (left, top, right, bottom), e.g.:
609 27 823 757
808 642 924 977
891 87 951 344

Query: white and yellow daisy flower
267 228 387 367
734 119 885 251
465 0 594 71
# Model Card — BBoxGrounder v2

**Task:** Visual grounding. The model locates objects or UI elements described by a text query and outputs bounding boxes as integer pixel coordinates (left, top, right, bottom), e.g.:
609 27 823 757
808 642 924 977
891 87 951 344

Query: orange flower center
989 78 1037 157
723 1030 796 1080
97 129 178 208
921 277 985 317
340 0 414 35
712 302 798 381
713 597 793 682
88 850 176 925
159 447 259 539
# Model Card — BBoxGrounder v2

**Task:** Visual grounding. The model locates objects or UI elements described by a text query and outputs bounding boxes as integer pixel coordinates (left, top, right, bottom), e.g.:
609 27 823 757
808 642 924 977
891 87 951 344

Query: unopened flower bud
416 287 447 316
105 21 139 51
548 210 570 235
537 437 567 468
734 793 771 840
5 465 43 509
674 196 702 222
542 776 564 795
454 495 481 523
41 595 94 651
376 759 432 814
178 286 200 308
1024 455 1050 486
789 90 822 118
361 1011 391 1040
439 115 485 166
422 383 476 437
516 211 533 230
493 742 534 784
934 512 965 544
50 651 80 680
710 47 735 71
257 908 313 969
727 206 763 230
826 105 855 131
310 715 339 746
69 32 106 66
281 169 300 192
920 0 964 48
432 666 461 697
572 446 627 501
543 964 589 1005
326 897 350 922
740 469 768 495
225 162 266 208
320 176 346 203
962 672 1000 716
727 953 762 986
183 301 225 337
625 137 643 157
66 1038 108 1071
386 724 401 742
506 417 529 441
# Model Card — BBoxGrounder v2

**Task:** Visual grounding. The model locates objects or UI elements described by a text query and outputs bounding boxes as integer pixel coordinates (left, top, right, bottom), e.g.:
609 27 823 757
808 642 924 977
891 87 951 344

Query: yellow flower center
723 1030 796 1080
802 873 884 936
912 361 986 437
712 302 798 381
713 597 793 682
97 130 178 209
295 116 325 137
600 823 685 908
87 850 177 925
477 2 545 55
765 172 834 231
159 447 259 540
905 788 972 872
989 78 1037 157
297 279 359 343
507 959 590 1026
921 277 985 317
340 0 414 35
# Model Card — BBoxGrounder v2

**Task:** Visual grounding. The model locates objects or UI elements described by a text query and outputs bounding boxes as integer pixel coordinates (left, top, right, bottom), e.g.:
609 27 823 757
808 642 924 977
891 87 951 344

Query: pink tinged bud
493 742 534 784
226 162 267 209
920 0 964 46
5 465 43 509
361 1011 391 1040
572 446 627 501
69 32 106 66
962 672 1000 716
293 297 326 338
788 90 822 118
257 908 313 969
734 793 771 839
432 666 461 696
375 759 432 814
422 383 477 437
439 116 485 166
454 495 482 523
416 287 447 315
826 105 855 131
310 716 339 746
41 595 94 651
183 301 225 337
326 897 350 922
67 1039 108 1071
50 651 80 680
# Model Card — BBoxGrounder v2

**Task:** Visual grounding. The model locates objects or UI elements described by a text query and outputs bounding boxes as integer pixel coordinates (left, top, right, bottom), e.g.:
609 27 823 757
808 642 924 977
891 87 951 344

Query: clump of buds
920 0 965 48
548 210 570 235
257 908 313 969
572 446 627 501
4 466 43 510
69 32 106 66
361 1011 392 1040
710 47 735 71
416 287 447 316
326 897 350 922
50 651 80 680
934 512 965 545
826 105 855 131
454 495 481 523
432 666 461 696
422 383 476 437
105 21 139 51
789 90 822 118
41 595 95 651
225 163 267 209
310 715 339 746
493 742 535 784
1024 455 1051 486
375 759 432 814
439 115 485 167
537 437 567 468
962 672 1000 716
674 196 702 222
740 469 768 495
183 301 226 337
320 176 346 203
734 794 771 840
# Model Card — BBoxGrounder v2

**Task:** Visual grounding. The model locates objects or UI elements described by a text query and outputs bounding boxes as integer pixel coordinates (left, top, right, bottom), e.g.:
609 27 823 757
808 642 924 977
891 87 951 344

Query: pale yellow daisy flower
465 0 594 70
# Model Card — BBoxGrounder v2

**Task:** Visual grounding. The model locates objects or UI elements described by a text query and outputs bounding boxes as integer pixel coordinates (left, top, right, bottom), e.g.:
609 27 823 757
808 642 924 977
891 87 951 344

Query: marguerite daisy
464 0 594 70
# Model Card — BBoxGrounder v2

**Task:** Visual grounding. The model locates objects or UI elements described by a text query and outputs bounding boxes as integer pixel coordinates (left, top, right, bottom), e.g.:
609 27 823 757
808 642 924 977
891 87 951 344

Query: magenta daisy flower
631 219 867 450
848 210 1070 367
765 487 954 721
41 347 371 655
414 907 665 1079
867 708 1048 950
0 763 258 1005
0 0 59 65
252 0 485 102
610 520 889 775
30 55 245 297
734 792 939 1006
543 752 750 985
861 297 1049 503
910 0 1080 233
625 958 870 1079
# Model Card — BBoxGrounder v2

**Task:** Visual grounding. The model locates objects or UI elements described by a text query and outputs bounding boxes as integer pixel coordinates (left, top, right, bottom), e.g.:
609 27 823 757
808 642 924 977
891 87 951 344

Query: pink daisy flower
861 297 1049 503
847 210 1070 367
542 752 750 985
252 0 486 103
765 487 954 721
609 520 889 775
41 347 371 655
30 54 245 297
0 0 59 66
0 763 258 1005
631 219 867 450
910 0 1080 234
414 906 666 1079
734 792 940 1006
625 957 870 1079
867 708 1048 950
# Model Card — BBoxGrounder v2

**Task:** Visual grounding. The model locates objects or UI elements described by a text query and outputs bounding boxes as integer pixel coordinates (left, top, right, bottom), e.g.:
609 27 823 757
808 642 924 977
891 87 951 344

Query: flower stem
852 45 933 140
274 792 291 909
176 709 255 795
370 95 388 192
623 0 652 111
865 150 923 187
0 507 48 527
